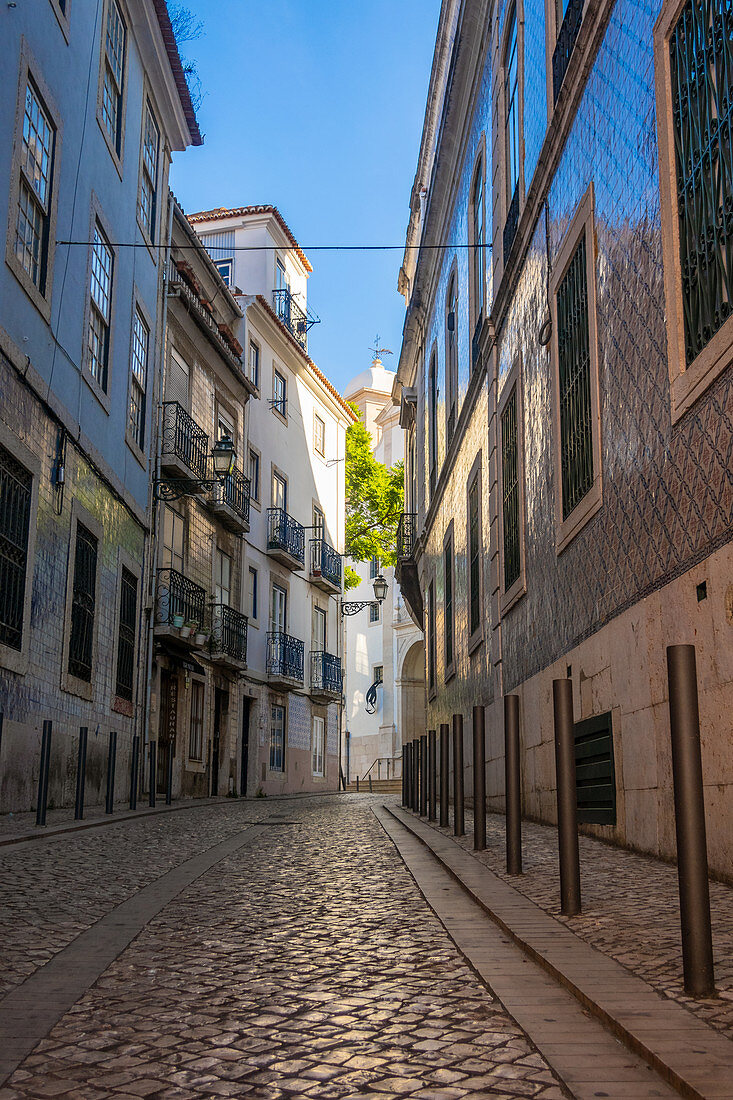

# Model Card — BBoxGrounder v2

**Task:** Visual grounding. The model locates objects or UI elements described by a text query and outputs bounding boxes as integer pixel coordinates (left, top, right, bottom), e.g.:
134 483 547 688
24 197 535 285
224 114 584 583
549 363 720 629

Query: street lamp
372 574 388 604
154 435 238 501
341 573 389 616
211 435 236 478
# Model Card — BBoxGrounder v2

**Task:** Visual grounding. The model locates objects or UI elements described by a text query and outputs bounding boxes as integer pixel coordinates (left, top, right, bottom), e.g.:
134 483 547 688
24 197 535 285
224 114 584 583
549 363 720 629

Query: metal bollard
105 730 117 814
74 727 88 820
165 747 173 805
473 706 486 851
440 722 450 827
149 741 157 808
35 720 52 827
368 773 372 793
401 746 407 806
129 735 139 811
667 645 715 996
453 713 465 837
356 775 360 792
414 738 421 812
428 729 437 820
504 695 522 874
553 679 581 915
420 734 428 816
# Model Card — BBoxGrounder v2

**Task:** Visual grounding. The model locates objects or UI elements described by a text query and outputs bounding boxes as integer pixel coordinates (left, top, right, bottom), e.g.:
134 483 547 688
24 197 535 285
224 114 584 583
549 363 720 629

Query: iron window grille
670 0 733 365
115 567 137 700
161 401 209 481
0 445 32 651
267 631 304 682
69 524 98 681
444 538 454 668
155 567 206 628
267 507 305 565
310 538 342 589
553 0 584 104
310 650 342 694
501 388 521 590
210 603 248 663
16 80 55 293
102 0 126 154
557 233 594 519
468 478 481 634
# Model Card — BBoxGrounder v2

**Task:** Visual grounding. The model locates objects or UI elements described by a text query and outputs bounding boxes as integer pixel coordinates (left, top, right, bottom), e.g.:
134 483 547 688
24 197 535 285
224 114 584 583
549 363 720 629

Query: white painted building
189 206 356 796
343 361 424 784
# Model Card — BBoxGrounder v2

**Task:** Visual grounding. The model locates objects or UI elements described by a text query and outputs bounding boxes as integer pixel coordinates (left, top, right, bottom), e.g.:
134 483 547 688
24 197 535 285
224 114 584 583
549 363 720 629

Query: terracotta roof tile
188 205 312 273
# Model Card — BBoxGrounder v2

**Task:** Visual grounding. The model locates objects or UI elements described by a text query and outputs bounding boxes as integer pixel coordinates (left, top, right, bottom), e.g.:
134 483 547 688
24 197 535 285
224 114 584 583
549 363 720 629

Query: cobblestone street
0 796 570 1099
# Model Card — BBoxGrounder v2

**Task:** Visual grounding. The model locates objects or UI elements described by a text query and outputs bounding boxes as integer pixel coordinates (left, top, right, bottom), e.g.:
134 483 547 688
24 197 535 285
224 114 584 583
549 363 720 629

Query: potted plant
172 613 184 629
180 619 198 639
194 630 208 647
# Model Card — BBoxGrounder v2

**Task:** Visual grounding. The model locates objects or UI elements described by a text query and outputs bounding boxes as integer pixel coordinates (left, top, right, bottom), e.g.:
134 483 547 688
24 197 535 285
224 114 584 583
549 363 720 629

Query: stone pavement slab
387 803 733 1100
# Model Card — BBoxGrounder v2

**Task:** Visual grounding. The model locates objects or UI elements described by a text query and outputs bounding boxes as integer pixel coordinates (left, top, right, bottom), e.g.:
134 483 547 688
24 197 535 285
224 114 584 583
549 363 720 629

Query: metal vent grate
574 711 616 825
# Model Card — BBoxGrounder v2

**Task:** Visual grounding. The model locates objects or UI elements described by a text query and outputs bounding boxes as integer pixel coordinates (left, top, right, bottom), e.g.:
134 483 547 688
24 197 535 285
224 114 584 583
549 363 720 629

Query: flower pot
172 614 184 629
194 633 207 647
180 625 192 638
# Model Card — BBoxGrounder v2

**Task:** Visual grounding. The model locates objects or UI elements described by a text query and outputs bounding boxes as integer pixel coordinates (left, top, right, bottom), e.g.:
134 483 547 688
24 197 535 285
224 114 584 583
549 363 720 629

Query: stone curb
386 804 733 1100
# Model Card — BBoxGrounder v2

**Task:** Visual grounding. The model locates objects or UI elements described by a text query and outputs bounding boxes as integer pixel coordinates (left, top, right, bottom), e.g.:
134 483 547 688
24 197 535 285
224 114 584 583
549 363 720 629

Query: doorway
158 670 177 795
211 687 228 797
240 698 251 797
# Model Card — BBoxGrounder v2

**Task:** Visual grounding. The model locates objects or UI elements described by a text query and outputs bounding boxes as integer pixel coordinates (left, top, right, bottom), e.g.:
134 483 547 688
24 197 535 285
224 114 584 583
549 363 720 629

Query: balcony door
273 471 287 512
271 584 287 634
166 350 189 407
214 548 231 606
163 507 184 572
276 257 289 293
312 605 326 653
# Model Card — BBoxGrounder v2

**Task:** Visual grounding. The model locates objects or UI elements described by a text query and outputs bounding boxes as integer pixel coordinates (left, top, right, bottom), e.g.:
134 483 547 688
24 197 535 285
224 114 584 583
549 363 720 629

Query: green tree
344 409 404 590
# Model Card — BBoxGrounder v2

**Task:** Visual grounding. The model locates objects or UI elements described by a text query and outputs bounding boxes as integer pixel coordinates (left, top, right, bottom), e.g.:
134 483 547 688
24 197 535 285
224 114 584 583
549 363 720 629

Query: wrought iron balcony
267 507 305 569
267 631 304 683
160 401 209 483
310 650 342 698
503 186 519 265
210 603 248 667
209 466 250 533
155 568 207 637
396 512 417 560
309 537 342 593
272 288 319 351
552 0 584 103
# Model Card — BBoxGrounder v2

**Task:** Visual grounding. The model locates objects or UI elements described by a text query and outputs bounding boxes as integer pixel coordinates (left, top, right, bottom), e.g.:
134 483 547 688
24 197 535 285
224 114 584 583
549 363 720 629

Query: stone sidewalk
399 800 733 1040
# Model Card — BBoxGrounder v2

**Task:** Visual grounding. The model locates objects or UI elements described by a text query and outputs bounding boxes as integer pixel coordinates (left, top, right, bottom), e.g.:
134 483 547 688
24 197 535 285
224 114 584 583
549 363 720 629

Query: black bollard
356 775 359 792
368 773 373 793
440 722 450 827
428 729 437 820
129 735 139 811
403 743 410 807
553 679 581 915
165 745 173 805
105 730 117 814
35 720 52 827
473 706 486 851
453 713 465 837
504 695 522 874
414 738 421 812
401 746 407 806
420 733 428 816
667 645 715 997
74 727 88 820
149 741 157 808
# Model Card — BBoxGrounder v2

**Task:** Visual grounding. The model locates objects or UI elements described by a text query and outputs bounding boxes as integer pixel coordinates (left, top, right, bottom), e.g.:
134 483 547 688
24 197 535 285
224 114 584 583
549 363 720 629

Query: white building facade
189 206 356 796
343 362 424 784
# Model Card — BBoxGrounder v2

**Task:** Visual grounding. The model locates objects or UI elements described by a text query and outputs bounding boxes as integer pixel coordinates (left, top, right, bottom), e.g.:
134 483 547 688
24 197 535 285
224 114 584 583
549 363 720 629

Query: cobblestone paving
1 796 567 1099
427 804 733 1039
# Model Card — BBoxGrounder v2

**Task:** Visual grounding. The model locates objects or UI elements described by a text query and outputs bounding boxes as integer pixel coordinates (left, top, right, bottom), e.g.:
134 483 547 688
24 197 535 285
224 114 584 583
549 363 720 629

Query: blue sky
169 1 441 394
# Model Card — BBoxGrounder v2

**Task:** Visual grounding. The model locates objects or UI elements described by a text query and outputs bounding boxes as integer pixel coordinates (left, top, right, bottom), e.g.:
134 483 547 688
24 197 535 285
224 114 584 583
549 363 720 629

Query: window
248 567 258 620
189 680 204 761
248 340 260 388
115 567 137 701
248 449 260 502
270 704 285 771
312 716 325 776
313 605 326 651
68 523 97 682
501 387 521 590
369 556 380 580
504 6 521 260
468 472 481 638
15 80 56 294
162 507 184 572
427 581 436 695
272 471 287 512
428 351 438 492
167 349 189 406
557 234 593 520
471 163 485 337
88 222 113 391
138 102 159 239
369 601 380 623
444 533 454 673
552 0 583 103
129 308 148 449
446 275 458 440
273 369 287 417
271 584 287 632
0 445 32 652
214 548 231 606
101 0 126 156
373 665 383 685
314 413 325 456
313 504 324 537
215 259 233 286
217 406 235 446
276 257 289 292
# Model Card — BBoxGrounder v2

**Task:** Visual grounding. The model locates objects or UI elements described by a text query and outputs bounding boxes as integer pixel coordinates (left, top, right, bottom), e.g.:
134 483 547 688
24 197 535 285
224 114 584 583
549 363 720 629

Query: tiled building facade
395 0 733 878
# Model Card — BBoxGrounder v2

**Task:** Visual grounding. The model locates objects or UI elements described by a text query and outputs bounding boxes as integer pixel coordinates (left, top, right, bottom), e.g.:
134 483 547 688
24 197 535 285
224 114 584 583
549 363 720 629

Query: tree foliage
168 4 204 112
344 409 404 589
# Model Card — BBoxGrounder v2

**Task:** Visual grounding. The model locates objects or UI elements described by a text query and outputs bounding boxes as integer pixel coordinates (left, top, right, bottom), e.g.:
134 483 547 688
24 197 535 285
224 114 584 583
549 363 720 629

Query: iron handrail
361 754 403 781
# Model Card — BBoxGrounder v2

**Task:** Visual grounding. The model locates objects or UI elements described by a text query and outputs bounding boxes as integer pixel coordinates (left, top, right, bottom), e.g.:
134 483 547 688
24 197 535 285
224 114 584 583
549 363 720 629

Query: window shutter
166 352 189 406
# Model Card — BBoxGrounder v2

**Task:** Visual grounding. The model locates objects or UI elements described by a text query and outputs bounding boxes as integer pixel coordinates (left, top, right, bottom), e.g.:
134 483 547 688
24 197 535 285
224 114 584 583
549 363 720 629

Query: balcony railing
168 261 243 370
211 466 251 525
309 538 342 590
397 512 417 560
267 631 304 682
272 288 318 351
161 401 209 481
310 650 342 695
155 568 207 629
552 0 584 103
210 603 248 663
267 507 305 566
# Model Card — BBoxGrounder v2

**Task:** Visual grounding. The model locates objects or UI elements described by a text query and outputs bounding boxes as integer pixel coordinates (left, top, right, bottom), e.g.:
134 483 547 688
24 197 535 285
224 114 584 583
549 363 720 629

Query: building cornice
188 205 312 274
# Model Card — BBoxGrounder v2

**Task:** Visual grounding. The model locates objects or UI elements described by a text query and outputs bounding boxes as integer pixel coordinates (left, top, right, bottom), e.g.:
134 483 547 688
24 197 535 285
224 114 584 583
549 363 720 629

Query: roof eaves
188 205 312 273
152 0 203 147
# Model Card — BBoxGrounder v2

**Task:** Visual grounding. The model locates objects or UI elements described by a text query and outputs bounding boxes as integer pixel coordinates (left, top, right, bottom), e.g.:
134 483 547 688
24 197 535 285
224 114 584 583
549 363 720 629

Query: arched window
445 275 457 441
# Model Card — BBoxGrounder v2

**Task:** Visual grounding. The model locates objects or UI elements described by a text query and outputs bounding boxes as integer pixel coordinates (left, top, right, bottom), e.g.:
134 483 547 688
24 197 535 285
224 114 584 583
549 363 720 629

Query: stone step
346 779 402 793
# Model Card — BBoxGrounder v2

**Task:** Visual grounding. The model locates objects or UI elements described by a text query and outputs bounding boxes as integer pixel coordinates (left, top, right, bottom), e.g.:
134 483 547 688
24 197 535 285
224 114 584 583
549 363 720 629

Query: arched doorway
398 639 426 751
